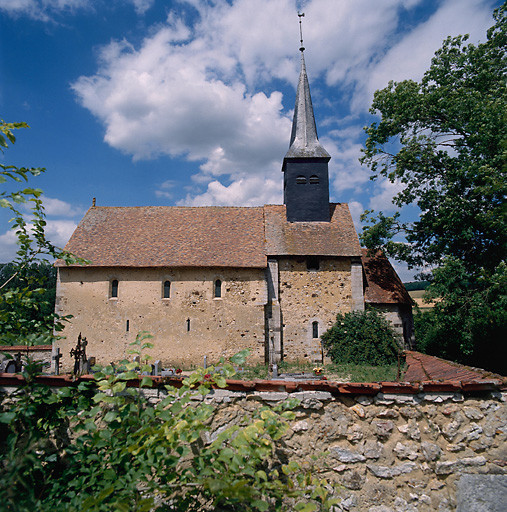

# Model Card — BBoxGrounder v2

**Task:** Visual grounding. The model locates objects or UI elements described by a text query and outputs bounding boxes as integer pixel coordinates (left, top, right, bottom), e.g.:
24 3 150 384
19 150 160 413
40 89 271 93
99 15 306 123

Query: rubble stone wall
146 387 507 512
55 267 268 371
278 257 354 363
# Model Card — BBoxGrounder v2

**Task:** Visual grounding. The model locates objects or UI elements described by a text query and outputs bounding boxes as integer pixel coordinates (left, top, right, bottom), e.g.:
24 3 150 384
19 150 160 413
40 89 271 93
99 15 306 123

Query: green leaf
140 376 153 388
230 349 250 365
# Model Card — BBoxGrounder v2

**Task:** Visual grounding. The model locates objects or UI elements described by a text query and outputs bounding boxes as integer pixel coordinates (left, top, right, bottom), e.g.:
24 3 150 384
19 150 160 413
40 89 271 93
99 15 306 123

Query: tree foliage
0 120 79 345
0 262 58 344
0 339 338 511
321 309 401 366
360 6 507 372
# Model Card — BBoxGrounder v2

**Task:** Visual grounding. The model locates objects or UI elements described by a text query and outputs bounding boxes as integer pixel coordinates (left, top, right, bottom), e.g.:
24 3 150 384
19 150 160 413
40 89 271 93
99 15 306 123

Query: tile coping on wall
0 350 505 394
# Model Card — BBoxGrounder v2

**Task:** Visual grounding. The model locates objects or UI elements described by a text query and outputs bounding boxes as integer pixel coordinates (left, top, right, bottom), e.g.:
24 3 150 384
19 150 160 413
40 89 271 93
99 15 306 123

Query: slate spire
282 14 331 223
285 49 330 159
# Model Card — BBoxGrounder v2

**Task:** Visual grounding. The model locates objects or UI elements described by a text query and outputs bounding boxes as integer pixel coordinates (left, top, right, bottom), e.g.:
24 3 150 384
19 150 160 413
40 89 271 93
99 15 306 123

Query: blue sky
0 0 501 280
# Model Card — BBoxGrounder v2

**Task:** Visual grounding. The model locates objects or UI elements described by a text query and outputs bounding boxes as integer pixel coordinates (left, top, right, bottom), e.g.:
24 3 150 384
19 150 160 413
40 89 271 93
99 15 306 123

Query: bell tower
282 14 331 222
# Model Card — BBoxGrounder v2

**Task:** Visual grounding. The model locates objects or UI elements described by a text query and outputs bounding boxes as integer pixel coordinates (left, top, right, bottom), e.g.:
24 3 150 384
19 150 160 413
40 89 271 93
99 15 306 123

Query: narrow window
163 280 171 299
312 321 319 339
111 279 119 298
307 257 320 271
126 320 130 332
309 175 319 184
186 318 191 332
214 279 222 298
296 175 306 184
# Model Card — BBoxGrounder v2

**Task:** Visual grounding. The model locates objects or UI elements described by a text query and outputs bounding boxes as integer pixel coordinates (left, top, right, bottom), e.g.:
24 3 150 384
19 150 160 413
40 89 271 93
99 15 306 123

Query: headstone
52 348 62 375
272 364 278 379
153 360 161 376
203 355 207 369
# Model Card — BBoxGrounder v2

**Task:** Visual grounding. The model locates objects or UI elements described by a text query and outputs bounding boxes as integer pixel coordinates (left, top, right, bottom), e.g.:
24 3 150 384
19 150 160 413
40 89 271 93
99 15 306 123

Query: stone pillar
265 259 282 364
351 258 364 311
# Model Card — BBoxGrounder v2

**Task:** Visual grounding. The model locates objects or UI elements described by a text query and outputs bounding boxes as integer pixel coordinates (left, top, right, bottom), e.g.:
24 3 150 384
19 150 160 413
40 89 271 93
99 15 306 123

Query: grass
236 360 403 382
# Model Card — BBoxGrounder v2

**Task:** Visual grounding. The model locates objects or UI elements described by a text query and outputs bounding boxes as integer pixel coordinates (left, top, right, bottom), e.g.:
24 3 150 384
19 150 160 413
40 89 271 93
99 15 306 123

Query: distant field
408 289 439 310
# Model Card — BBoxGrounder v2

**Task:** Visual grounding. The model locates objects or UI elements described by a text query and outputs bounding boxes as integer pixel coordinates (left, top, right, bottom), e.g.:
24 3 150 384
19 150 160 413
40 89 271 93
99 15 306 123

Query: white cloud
0 0 89 21
22 196 83 218
347 200 364 232
130 0 154 15
0 0 155 20
68 0 496 206
0 219 77 263
178 176 282 207
354 0 496 110
369 178 406 212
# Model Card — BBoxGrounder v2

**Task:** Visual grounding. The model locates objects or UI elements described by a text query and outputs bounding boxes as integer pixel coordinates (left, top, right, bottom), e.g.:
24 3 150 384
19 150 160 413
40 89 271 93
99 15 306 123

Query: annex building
54 47 412 372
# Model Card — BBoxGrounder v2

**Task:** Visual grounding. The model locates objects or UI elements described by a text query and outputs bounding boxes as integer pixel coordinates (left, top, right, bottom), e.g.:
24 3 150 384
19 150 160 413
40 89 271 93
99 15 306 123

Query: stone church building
54 48 412 372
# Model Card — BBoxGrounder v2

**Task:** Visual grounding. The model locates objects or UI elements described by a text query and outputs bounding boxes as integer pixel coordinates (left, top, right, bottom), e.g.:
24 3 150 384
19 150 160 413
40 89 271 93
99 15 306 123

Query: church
54 45 412 372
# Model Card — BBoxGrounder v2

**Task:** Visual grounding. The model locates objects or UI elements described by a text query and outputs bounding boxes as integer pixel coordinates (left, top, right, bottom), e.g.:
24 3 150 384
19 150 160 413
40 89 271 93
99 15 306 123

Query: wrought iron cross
298 11 305 51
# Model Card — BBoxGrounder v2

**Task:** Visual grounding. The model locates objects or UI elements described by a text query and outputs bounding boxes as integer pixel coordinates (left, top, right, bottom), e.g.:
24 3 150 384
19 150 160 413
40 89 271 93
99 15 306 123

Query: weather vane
298 11 305 52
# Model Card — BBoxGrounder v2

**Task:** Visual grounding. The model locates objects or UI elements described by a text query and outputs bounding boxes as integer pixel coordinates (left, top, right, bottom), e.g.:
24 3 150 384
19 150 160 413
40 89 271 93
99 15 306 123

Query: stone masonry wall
146 387 506 512
55 267 267 371
278 257 353 363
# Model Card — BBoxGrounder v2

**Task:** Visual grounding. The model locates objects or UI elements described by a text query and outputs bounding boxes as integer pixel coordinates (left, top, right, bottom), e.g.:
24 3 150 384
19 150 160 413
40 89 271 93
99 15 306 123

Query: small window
296 175 306 184
186 318 191 332
312 321 319 339
214 279 222 298
307 257 320 271
163 280 171 299
111 279 119 298
126 320 129 332
309 175 319 184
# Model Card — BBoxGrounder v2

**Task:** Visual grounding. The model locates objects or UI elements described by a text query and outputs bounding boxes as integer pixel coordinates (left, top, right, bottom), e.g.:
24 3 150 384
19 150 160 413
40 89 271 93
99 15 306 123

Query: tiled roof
59 203 362 268
404 351 505 383
362 249 412 304
59 206 267 268
264 204 361 257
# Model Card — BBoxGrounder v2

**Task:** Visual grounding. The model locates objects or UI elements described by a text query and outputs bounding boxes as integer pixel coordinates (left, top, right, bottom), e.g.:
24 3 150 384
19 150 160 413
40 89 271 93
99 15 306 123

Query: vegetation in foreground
0 336 339 512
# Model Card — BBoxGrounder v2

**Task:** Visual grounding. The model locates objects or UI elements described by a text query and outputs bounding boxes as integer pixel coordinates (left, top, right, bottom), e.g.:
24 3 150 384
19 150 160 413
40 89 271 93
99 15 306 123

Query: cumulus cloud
0 219 77 263
0 0 154 20
178 176 282 207
369 178 406 212
354 0 496 110
0 0 89 21
68 0 496 206
20 196 83 217
347 200 365 232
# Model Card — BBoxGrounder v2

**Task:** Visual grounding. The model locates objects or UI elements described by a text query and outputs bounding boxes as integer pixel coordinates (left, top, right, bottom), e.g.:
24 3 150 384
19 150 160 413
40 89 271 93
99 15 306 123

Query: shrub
321 309 401 365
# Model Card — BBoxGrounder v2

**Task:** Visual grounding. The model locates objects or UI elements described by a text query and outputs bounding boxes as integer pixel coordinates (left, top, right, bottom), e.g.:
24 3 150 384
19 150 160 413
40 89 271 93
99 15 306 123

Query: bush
322 309 401 365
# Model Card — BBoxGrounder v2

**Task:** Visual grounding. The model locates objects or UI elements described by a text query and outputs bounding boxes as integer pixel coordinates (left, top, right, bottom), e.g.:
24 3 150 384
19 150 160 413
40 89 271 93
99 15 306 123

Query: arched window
214 279 222 298
163 280 171 299
312 321 319 339
296 175 306 184
111 279 118 298
309 175 319 184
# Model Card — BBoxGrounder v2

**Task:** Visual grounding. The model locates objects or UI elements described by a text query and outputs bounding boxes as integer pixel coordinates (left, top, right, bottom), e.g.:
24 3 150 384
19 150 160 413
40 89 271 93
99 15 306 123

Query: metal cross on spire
298 11 305 52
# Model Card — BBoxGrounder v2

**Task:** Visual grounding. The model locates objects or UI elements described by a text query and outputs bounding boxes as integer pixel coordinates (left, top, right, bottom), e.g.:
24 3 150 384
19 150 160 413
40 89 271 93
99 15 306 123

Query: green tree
0 120 77 345
360 6 507 372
